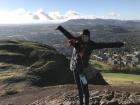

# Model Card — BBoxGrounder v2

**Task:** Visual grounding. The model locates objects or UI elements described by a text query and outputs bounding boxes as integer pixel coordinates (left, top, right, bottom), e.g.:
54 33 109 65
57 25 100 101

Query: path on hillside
0 85 140 105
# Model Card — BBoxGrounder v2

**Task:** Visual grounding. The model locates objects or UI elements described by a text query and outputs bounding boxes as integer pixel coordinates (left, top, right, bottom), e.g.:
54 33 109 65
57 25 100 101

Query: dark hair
82 29 90 36
74 29 90 44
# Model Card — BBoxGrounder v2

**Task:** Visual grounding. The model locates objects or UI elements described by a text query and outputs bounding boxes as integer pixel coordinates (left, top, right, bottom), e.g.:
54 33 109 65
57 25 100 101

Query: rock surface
29 86 140 105
0 40 107 97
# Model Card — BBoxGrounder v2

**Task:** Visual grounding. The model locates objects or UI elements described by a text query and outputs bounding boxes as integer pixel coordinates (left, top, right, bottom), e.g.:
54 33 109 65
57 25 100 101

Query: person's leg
80 74 89 105
83 84 89 105
73 71 84 105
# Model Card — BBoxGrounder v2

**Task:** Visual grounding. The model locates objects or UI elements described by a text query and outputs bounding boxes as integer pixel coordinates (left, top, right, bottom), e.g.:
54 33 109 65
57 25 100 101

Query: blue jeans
73 70 89 105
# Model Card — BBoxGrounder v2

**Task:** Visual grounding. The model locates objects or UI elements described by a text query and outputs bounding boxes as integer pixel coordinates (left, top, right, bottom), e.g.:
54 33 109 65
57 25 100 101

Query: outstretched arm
56 25 81 49
56 25 75 39
91 41 124 49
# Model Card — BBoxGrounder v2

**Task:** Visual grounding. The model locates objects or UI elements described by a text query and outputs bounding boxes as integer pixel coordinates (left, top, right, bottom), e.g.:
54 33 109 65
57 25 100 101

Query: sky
0 0 139 24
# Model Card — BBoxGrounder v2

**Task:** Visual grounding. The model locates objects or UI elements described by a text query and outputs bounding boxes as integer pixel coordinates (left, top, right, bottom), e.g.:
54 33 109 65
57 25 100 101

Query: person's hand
65 39 72 48
55 25 61 30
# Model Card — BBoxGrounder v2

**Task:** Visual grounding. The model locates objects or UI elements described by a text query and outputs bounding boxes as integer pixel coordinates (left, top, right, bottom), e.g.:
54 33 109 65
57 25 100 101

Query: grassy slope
90 59 140 85
0 40 57 96
0 40 139 96
102 73 140 81
102 73 140 85
89 60 112 70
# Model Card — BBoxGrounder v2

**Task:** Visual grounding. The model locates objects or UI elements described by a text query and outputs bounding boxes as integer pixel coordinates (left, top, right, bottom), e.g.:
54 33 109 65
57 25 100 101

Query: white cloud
0 8 121 24
65 10 80 19
109 12 120 17
0 8 37 24
48 11 64 20
102 12 121 19
32 14 39 20
34 8 53 22
13 8 26 15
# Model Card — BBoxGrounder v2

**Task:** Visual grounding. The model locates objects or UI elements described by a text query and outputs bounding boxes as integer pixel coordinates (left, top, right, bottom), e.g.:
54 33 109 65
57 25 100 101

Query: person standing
56 26 124 105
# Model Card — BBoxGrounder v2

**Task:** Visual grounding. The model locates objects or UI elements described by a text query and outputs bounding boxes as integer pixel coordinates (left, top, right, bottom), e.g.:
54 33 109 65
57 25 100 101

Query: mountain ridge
62 18 140 27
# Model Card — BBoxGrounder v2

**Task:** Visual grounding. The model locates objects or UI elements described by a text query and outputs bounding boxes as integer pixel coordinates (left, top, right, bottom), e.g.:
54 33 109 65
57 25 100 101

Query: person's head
81 29 90 43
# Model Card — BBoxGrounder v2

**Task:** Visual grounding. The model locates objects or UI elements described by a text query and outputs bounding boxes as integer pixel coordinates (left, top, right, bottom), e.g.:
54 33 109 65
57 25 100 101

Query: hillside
0 85 140 105
0 40 139 105
0 40 69 96
0 20 140 54
0 40 107 97
62 19 140 50
63 19 140 27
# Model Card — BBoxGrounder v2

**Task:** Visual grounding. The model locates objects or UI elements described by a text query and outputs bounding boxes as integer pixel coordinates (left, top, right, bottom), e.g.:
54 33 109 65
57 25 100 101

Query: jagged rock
84 66 108 85
106 99 118 105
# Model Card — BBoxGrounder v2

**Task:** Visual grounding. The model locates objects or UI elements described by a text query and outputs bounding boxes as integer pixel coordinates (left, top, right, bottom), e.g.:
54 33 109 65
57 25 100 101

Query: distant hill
63 19 140 27
61 19 140 51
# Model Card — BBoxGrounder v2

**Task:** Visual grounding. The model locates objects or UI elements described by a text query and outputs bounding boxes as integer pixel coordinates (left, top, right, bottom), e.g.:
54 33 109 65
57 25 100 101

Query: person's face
82 35 90 43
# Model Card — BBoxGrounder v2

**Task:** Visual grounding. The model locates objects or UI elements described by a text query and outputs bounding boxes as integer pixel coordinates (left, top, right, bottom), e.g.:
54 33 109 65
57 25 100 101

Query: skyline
0 0 140 24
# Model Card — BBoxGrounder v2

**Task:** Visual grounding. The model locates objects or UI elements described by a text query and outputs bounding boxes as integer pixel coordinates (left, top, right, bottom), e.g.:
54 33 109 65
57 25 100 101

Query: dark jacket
56 25 124 72
70 40 123 72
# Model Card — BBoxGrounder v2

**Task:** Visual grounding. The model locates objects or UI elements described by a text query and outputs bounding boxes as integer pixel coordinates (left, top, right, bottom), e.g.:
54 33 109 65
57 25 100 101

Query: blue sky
0 0 139 24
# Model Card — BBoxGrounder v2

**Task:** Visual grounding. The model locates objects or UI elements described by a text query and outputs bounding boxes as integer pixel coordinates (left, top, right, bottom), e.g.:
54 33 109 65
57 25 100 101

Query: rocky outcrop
0 40 107 87
30 89 140 105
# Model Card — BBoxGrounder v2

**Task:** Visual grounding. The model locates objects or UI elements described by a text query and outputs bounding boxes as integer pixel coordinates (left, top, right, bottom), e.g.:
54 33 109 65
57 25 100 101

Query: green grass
0 63 26 80
102 73 140 81
90 60 112 70
102 73 140 85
